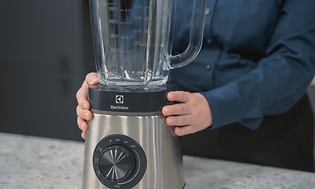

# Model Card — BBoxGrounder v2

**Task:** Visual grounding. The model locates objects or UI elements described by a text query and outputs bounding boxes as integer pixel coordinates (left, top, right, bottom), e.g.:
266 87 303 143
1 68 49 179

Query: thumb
86 72 99 85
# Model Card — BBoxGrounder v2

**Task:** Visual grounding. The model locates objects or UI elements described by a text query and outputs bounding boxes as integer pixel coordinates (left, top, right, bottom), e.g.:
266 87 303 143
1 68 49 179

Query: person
77 0 315 172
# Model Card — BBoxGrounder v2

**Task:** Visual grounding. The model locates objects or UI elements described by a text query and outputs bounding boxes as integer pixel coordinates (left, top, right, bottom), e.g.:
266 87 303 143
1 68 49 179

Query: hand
162 91 212 136
76 72 99 139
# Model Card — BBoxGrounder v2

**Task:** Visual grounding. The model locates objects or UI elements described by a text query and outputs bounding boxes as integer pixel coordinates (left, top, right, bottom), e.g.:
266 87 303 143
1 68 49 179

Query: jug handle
169 0 207 69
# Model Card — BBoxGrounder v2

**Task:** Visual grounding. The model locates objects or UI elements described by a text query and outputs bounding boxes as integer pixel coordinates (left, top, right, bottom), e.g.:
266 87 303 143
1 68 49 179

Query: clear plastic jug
89 0 206 88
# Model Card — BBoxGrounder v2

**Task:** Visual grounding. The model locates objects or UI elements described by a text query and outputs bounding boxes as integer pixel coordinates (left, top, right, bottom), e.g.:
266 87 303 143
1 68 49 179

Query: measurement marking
108 7 128 12
110 34 124 39
108 19 132 25
111 48 126 53
108 9 131 12
110 36 124 39
134 42 148 47
110 35 133 39
109 19 124 24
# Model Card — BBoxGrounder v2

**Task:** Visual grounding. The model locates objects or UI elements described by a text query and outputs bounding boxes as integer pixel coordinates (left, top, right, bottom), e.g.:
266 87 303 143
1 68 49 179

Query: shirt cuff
200 82 263 130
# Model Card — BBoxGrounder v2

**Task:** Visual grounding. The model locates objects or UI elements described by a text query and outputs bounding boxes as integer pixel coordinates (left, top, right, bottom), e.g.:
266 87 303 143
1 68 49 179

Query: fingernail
83 103 88 109
84 112 89 119
174 127 182 136
163 107 170 114
168 93 174 100
92 78 99 84
167 118 174 125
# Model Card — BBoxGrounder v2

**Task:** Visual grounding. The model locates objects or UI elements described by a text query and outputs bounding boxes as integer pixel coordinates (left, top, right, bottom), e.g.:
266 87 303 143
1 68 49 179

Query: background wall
0 0 95 141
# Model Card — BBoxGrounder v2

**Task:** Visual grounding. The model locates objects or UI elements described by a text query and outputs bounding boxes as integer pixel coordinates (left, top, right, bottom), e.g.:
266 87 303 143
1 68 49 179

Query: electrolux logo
111 95 129 110
116 95 124 104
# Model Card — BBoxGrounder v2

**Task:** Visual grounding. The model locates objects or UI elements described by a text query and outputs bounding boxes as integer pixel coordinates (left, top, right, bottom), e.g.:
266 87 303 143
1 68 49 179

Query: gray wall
0 0 95 141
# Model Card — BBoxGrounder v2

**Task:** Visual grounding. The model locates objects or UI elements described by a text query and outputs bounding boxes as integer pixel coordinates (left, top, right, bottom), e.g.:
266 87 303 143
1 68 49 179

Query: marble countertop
0 132 314 189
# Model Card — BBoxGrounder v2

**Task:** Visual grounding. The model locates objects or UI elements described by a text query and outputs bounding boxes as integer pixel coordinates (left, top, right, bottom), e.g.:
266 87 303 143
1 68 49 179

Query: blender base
82 84 185 189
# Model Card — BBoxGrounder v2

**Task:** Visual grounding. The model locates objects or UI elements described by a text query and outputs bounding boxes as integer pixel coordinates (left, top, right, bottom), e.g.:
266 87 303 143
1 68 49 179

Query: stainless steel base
82 111 185 189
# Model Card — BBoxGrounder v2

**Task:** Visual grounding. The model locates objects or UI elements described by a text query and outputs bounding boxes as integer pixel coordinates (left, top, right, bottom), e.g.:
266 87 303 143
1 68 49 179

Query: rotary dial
99 145 135 181
93 134 147 189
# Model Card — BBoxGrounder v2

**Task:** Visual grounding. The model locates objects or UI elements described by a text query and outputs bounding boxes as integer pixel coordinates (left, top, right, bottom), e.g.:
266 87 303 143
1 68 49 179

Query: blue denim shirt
170 0 315 130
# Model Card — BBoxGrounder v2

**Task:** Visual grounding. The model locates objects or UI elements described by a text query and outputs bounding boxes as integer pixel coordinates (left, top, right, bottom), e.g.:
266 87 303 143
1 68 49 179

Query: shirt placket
198 0 221 90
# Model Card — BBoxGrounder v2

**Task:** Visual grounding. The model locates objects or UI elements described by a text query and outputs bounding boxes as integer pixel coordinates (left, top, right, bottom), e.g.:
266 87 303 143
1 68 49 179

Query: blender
82 0 207 188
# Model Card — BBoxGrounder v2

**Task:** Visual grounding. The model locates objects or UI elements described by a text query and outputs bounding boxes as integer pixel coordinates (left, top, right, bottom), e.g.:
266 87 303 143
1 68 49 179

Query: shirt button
206 65 211 70
205 8 211 16
207 39 212 44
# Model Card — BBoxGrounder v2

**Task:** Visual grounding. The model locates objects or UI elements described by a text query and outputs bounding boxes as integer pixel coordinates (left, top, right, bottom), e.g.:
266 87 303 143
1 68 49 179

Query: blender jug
89 0 206 87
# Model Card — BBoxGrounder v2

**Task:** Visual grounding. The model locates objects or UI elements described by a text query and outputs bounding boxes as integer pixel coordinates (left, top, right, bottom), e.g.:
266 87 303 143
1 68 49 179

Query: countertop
0 132 314 189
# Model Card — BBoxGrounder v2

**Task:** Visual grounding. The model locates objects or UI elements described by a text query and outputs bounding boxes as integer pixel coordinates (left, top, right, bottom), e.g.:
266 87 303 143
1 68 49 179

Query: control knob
98 145 136 181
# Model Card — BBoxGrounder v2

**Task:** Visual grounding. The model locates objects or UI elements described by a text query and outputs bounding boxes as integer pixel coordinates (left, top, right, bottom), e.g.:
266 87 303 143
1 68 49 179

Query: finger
172 103 190 115
77 116 89 131
76 73 99 109
81 131 86 139
162 103 190 116
165 114 192 126
173 125 196 136
76 105 93 120
76 83 90 109
86 72 99 85
167 91 190 103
